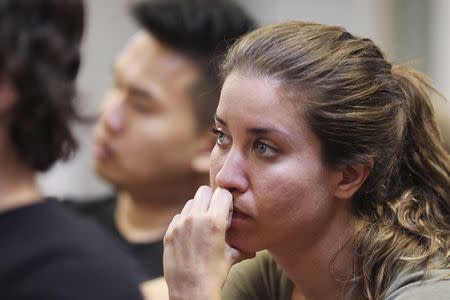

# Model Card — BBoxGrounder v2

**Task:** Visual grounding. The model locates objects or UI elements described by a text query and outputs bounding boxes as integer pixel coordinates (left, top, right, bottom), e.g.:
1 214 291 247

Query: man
70 0 256 281
0 0 146 298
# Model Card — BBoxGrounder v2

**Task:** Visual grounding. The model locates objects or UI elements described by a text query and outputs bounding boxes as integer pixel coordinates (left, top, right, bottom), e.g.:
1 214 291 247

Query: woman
163 21 450 299
0 0 145 298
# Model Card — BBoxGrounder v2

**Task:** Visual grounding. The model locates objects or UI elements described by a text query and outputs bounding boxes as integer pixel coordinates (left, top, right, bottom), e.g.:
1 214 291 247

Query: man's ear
334 160 372 201
191 130 216 174
0 75 17 116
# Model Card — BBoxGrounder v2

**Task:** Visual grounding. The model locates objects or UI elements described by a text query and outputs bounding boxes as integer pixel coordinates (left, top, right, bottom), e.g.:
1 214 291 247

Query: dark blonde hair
221 21 450 299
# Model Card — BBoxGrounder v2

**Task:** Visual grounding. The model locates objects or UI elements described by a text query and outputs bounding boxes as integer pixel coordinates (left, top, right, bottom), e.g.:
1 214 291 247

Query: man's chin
93 163 124 188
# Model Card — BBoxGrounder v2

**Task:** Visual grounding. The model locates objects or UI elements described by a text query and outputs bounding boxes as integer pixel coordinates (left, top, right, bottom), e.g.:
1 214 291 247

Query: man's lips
94 139 114 161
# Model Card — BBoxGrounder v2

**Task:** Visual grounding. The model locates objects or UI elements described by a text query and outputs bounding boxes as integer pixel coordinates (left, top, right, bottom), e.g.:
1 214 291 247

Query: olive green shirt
222 251 450 299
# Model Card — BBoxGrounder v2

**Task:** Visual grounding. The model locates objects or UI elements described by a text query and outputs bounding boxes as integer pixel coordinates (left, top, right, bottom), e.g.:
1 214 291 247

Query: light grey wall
38 0 449 198
430 0 450 147
236 0 393 52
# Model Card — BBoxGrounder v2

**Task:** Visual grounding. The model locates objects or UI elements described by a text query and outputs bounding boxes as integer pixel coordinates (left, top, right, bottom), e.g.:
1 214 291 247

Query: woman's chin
225 228 260 254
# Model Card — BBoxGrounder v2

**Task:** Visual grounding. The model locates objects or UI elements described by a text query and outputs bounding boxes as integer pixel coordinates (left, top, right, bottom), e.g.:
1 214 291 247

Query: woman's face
210 72 343 253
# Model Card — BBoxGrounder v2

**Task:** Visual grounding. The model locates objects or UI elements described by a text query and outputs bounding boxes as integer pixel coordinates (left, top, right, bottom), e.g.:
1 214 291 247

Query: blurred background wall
38 0 450 199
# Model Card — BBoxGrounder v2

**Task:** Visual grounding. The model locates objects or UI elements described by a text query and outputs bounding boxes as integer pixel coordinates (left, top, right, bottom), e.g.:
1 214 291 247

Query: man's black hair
131 0 256 129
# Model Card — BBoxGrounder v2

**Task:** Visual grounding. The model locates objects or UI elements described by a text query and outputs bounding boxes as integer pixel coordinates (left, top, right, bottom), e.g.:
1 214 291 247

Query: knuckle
163 233 173 245
205 217 222 233
171 223 184 235
183 215 195 228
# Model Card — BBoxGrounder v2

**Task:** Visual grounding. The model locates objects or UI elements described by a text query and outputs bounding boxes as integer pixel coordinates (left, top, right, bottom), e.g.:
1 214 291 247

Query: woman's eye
217 132 226 144
254 142 268 153
211 128 230 146
253 141 277 157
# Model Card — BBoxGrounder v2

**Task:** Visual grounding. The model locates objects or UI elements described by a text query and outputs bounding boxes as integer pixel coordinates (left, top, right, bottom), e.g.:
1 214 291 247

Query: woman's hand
163 186 254 300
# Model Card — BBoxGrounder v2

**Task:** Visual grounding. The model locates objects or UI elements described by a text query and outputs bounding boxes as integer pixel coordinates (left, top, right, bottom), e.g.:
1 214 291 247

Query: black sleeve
13 251 144 300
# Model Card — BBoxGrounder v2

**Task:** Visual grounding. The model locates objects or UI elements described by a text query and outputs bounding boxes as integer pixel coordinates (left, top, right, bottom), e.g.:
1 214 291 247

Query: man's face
94 31 202 190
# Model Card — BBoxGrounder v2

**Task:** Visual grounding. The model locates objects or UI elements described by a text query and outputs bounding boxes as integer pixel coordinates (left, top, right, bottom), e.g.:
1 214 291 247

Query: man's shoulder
0 198 134 265
61 194 116 215
0 199 144 299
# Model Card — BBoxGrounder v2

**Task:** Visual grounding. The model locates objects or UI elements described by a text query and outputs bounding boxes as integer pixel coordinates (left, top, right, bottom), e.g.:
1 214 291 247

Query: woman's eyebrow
214 114 228 127
246 127 291 142
247 127 271 135
215 114 292 137
218 116 294 141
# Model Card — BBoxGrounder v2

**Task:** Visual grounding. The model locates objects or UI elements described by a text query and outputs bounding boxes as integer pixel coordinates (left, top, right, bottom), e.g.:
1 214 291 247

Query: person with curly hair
0 0 147 298
163 21 450 299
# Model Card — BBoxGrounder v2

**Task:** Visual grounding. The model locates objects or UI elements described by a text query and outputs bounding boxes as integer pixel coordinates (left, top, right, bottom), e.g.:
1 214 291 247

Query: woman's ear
191 130 216 174
334 160 372 201
0 75 17 116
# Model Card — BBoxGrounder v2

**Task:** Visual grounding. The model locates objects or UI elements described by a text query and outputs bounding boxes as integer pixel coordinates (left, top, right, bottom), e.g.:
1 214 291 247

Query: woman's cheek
209 146 223 188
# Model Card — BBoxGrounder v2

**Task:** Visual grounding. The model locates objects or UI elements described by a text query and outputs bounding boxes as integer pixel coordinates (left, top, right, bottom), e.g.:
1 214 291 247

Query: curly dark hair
131 0 256 130
0 0 84 171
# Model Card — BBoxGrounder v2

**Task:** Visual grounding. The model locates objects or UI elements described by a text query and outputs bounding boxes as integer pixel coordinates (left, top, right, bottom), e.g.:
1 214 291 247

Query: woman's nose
214 149 249 193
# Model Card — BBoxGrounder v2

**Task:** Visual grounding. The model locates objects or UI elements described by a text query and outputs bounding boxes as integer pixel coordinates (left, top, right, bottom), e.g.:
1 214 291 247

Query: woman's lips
229 206 251 227
233 210 250 219
233 206 250 217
